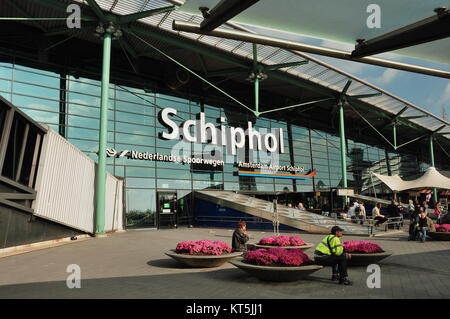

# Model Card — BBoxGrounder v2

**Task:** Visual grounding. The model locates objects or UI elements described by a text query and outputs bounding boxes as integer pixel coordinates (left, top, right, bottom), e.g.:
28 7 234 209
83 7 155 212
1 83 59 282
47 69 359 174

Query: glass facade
1 61 448 228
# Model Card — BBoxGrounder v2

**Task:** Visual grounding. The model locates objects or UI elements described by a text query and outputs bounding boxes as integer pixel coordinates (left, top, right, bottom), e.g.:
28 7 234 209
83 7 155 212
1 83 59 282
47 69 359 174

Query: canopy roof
373 167 450 191
180 0 450 65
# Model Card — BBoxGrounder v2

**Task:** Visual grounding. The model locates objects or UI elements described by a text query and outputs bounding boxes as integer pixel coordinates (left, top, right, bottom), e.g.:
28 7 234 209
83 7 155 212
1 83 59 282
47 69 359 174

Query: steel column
393 122 397 149
429 136 438 202
339 103 348 204
95 31 112 235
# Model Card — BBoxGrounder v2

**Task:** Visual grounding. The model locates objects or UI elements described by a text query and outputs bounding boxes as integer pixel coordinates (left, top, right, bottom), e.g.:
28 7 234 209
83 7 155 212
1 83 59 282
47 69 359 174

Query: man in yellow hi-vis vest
314 226 352 285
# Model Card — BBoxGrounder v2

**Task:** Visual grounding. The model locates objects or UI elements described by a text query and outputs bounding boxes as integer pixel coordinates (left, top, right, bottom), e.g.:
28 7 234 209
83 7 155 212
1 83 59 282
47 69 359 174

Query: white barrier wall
32 128 123 233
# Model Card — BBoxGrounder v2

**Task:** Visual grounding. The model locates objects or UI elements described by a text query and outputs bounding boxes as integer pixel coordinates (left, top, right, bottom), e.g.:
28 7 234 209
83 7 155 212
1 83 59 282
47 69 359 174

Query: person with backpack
314 226 352 285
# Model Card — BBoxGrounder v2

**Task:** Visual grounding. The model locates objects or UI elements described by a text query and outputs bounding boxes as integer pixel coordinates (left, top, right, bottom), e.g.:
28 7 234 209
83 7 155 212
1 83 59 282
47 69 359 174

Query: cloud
375 68 400 85
438 83 450 105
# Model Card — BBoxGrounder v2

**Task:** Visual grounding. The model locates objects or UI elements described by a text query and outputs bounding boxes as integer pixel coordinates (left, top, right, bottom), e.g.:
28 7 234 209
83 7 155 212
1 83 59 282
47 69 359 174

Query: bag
355 206 361 214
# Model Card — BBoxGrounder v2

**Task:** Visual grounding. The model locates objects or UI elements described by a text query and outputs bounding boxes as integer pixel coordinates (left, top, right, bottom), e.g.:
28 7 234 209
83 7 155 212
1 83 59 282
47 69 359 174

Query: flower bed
244 247 313 267
343 240 384 254
435 224 450 232
341 241 391 266
175 240 232 256
230 248 322 282
258 236 306 247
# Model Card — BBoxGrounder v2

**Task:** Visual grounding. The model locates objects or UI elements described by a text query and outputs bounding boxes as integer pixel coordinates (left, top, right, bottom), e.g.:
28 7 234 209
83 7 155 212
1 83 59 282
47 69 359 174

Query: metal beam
351 7 450 58
199 0 259 32
206 67 248 78
0 193 36 200
0 108 14 173
262 60 308 71
259 97 335 115
172 21 450 79
85 0 107 23
117 6 176 24
347 92 382 99
15 124 29 182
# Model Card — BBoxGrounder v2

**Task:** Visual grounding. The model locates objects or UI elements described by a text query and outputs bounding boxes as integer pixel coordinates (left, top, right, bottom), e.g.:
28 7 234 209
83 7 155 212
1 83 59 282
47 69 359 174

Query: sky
246 25 450 122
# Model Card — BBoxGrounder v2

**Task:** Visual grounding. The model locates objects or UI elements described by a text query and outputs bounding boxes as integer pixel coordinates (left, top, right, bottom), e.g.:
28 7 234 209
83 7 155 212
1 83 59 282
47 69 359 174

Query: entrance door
157 191 177 229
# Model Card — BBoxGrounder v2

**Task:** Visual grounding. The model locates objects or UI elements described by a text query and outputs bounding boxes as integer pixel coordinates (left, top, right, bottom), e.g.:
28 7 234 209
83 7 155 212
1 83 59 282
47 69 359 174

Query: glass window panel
68 138 98 152
115 133 154 146
0 65 13 79
125 166 155 178
126 189 156 227
20 108 59 125
116 111 154 126
157 168 191 179
68 114 99 130
193 180 223 189
14 67 59 87
68 92 101 107
116 100 152 115
67 126 98 140
115 122 154 136
13 95 59 113
157 179 191 189
68 77 101 95
12 82 60 101
68 103 99 118
0 79 11 93
126 177 155 188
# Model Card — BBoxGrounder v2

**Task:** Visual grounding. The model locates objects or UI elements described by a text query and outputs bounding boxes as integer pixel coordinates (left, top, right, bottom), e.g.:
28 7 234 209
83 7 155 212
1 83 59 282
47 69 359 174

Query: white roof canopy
373 167 450 191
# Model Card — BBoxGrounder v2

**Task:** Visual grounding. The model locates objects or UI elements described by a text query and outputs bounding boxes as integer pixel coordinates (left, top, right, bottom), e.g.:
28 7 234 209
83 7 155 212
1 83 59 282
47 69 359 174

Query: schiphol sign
159 107 285 155
106 107 315 180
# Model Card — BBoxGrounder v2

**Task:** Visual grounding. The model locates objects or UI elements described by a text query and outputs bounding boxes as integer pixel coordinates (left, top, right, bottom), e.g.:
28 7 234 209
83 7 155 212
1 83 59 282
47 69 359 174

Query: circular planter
346 250 393 266
165 250 243 268
428 232 450 241
229 257 323 282
252 243 314 251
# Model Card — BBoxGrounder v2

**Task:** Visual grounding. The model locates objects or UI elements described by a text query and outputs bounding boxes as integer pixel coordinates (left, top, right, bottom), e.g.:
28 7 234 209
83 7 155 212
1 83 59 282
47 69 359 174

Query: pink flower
175 240 232 255
435 224 450 233
258 236 306 246
342 241 384 253
244 248 312 266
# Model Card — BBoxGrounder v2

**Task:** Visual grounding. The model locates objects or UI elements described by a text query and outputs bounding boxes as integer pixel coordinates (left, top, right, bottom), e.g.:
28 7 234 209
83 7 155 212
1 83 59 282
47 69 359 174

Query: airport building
0 0 449 248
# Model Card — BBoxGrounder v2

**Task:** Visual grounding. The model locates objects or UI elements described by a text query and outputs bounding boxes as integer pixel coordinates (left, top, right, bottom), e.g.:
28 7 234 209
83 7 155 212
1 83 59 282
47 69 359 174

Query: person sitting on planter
372 203 387 226
408 206 421 241
314 226 352 285
412 211 435 243
232 221 250 252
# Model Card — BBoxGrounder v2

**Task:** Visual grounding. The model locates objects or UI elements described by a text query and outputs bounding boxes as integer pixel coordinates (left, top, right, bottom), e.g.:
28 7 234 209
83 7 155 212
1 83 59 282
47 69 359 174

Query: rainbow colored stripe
238 169 316 180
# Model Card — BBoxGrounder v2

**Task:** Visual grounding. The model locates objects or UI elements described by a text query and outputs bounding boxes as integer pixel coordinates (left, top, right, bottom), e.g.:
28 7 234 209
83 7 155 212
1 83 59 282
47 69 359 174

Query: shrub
244 248 313 266
343 240 384 253
258 236 306 246
435 224 450 232
175 240 232 256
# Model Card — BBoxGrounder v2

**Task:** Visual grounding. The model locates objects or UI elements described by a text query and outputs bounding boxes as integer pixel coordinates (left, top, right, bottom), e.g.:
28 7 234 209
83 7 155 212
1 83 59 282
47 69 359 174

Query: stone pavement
0 227 449 299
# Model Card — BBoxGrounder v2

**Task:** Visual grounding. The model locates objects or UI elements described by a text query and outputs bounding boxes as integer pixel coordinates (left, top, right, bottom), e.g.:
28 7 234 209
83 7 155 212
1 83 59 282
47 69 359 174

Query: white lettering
160 108 179 140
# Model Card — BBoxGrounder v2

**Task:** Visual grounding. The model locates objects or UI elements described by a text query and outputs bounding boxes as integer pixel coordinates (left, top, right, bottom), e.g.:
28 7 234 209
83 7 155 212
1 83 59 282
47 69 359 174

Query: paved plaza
0 227 449 299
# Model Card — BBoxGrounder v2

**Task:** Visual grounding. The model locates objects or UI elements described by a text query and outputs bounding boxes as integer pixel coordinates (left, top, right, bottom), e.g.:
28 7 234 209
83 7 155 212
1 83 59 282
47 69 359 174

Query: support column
338 103 348 205
392 122 397 149
95 31 112 235
429 135 438 202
